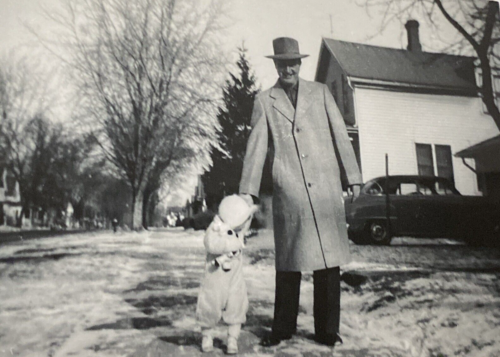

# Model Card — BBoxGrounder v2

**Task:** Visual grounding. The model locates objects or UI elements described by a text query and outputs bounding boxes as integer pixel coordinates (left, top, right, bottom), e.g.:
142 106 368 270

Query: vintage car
344 175 500 245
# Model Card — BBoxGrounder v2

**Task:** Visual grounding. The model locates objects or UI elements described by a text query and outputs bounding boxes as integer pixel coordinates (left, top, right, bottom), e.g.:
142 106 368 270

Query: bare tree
0 55 54 225
47 0 227 229
358 0 500 130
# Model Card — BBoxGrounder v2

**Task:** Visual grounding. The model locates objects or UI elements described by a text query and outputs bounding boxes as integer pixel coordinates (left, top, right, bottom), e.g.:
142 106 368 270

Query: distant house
0 167 23 226
315 20 499 195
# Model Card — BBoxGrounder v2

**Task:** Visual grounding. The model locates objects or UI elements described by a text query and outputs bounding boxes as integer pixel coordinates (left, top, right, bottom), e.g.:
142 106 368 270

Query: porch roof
455 135 500 158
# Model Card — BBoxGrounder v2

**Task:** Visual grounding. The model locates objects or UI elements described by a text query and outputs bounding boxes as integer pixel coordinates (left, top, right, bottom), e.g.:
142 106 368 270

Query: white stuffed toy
206 215 245 271
196 195 258 354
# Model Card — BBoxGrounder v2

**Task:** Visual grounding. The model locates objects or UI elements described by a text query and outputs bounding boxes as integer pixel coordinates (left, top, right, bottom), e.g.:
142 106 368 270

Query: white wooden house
0 167 22 225
315 20 499 196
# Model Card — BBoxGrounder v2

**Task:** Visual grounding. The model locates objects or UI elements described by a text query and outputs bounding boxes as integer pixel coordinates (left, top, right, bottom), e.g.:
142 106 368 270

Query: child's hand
214 251 240 271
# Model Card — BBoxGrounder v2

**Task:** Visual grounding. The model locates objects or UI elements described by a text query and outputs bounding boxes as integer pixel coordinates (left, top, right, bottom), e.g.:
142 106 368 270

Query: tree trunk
479 52 500 131
131 190 145 230
142 185 161 229
142 190 151 229
17 206 28 228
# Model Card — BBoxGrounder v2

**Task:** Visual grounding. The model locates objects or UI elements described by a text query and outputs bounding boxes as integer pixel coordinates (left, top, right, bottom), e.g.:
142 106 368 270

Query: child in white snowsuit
196 195 257 354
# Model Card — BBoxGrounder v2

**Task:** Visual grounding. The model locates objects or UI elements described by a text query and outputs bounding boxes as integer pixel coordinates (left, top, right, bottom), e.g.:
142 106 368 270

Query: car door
389 179 423 236
417 178 463 238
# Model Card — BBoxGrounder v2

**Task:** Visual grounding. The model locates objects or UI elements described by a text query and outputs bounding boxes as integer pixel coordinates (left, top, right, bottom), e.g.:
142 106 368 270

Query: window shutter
416 143 434 176
435 145 454 184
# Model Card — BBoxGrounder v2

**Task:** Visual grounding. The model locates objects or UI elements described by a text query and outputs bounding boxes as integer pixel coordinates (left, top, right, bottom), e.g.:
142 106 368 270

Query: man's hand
239 193 254 207
352 185 361 199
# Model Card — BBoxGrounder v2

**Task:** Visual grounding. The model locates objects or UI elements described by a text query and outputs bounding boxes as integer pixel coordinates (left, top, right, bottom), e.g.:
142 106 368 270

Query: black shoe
260 334 292 347
314 333 343 347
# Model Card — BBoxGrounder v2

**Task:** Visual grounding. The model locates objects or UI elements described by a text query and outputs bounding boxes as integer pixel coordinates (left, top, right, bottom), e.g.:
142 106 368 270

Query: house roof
318 38 478 93
455 134 500 158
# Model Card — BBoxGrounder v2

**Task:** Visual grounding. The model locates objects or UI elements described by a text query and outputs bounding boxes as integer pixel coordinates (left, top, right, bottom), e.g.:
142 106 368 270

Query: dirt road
0 229 499 357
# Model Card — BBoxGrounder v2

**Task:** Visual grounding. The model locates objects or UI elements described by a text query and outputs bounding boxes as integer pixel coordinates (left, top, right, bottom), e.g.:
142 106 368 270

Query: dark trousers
271 266 340 338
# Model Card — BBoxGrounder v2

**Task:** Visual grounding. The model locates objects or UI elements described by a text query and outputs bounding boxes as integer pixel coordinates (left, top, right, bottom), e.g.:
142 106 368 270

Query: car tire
364 220 392 245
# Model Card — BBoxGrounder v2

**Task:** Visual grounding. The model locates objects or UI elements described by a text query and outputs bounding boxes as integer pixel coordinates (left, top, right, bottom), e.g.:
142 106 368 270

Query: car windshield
362 177 461 196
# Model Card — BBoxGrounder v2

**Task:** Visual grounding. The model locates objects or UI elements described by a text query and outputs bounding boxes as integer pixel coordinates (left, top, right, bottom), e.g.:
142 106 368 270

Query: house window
348 132 361 171
416 143 434 176
416 143 455 184
435 145 454 184
342 75 350 114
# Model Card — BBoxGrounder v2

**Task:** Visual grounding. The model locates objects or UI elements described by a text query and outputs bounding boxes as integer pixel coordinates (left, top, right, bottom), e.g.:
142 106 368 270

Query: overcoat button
308 183 312 187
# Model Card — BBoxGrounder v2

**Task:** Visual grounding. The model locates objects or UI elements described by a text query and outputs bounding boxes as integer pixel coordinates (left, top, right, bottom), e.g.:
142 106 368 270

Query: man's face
274 59 301 87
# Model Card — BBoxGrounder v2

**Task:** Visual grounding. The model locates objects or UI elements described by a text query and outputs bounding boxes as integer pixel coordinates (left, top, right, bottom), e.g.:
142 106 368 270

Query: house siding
0 168 23 226
354 87 499 195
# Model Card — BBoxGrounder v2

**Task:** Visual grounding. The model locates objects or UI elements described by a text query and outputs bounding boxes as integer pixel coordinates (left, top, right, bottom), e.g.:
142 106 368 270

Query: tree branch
479 1 499 53
434 0 480 52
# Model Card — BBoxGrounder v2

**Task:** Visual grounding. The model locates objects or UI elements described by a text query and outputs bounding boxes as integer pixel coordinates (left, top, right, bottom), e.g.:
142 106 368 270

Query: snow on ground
0 229 499 357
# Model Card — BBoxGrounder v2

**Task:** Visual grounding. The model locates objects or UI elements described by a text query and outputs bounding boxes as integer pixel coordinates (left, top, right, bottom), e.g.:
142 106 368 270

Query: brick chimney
405 20 422 52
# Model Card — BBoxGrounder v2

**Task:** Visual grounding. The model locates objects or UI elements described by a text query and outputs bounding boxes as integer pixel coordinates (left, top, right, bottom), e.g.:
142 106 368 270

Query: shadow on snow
87 317 172 331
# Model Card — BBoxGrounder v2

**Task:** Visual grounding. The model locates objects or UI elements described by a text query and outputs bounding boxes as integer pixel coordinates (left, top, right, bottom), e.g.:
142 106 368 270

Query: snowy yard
0 229 499 357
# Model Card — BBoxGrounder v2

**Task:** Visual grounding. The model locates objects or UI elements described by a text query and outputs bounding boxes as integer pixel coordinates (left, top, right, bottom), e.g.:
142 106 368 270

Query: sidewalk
0 228 93 245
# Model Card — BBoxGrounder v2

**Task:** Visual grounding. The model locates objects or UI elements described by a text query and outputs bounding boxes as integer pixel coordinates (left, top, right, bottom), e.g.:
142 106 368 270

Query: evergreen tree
202 47 260 210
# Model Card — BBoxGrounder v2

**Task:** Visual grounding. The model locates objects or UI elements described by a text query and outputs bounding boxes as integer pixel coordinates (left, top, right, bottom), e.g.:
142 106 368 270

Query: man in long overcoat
239 37 362 347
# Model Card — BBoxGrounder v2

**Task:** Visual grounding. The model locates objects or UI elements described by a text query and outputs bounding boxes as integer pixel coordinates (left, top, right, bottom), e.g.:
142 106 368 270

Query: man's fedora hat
265 37 309 60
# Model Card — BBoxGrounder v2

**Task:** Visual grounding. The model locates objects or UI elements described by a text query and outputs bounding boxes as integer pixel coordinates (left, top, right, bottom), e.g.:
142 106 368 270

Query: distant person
239 37 362 347
112 218 118 233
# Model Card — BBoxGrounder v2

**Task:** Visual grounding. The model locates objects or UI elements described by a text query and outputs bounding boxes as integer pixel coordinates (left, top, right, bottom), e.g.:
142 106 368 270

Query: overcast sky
0 0 459 205
228 0 447 89
1 0 460 89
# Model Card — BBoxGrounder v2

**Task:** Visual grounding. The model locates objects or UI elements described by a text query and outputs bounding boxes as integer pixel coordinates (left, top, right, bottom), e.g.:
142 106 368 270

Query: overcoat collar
270 78 313 123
